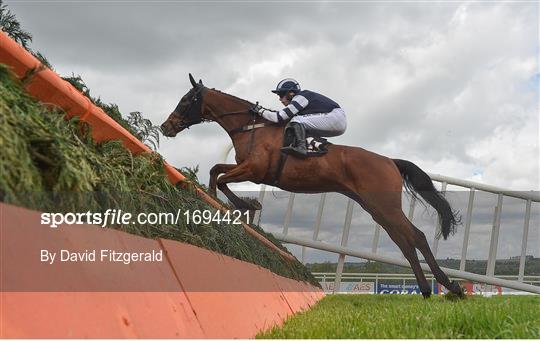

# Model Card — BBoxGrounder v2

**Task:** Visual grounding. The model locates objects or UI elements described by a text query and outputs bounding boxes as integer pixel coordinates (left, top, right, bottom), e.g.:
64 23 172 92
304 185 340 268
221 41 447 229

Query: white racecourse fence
256 174 540 295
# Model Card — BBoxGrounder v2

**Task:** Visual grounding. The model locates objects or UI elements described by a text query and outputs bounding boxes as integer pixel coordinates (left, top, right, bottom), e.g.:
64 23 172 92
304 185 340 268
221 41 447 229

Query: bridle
172 86 277 155
171 84 207 132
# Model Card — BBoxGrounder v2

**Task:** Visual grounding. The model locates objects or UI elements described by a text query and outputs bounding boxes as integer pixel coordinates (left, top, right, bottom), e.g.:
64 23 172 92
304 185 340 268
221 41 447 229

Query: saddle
282 131 331 157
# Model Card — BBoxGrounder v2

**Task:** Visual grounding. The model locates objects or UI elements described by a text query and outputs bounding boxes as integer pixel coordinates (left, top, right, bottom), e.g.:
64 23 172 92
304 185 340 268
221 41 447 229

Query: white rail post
371 224 381 254
518 199 532 282
460 188 475 271
408 196 416 221
487 194 503 277
282 192 295 235
333 199 354 294
432 181 447 257
313 193 326 241
302 193 327 263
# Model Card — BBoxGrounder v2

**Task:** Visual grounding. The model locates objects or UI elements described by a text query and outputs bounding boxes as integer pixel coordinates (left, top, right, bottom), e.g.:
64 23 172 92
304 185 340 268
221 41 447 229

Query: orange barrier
0 203 323 338
0 31 293 262
158 240 323 338
2 292 205 338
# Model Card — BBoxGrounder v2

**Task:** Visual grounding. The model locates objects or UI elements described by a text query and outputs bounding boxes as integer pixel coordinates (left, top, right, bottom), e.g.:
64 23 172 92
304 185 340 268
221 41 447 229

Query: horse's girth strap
230 123 274 135
273 152 288 187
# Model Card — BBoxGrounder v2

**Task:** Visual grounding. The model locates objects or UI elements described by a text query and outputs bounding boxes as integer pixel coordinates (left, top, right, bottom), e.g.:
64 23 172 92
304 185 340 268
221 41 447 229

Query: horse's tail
392 159 460 240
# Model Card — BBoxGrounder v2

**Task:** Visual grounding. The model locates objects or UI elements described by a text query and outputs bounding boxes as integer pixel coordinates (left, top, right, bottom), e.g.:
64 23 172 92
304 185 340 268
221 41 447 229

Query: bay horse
161 74 464 298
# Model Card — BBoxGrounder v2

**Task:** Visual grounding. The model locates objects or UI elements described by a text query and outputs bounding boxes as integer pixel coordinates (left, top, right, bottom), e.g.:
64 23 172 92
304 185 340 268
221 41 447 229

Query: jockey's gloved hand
251 102 265 116
251 102 278 122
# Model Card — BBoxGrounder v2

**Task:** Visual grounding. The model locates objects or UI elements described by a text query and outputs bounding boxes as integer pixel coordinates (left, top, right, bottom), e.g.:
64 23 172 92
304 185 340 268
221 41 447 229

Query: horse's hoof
242 202 262 211
455 288 466 299
422 291 431 299
444 281 466 300
233 199 262 211
451 280 466 298
249 200 262 210
444 291 465 301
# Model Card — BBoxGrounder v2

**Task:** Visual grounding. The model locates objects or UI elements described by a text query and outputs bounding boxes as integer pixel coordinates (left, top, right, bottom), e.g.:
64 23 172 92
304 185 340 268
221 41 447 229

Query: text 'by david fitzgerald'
40 249 163 265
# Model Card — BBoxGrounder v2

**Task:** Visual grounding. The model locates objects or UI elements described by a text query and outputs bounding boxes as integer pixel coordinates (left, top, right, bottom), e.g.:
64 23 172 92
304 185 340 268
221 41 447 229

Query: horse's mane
209 88 282 126
210 88 255 107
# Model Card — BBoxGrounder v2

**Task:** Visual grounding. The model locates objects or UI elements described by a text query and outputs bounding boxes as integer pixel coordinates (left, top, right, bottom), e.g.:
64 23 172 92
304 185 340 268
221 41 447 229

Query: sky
5 1 539 264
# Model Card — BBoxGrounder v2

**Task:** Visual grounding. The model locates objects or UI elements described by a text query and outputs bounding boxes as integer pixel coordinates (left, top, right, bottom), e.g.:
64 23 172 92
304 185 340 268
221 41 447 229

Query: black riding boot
280 122 308 158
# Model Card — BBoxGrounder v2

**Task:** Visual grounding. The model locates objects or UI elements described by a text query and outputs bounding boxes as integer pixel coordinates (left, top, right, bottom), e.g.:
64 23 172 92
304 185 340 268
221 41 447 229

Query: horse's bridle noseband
173 88 277 157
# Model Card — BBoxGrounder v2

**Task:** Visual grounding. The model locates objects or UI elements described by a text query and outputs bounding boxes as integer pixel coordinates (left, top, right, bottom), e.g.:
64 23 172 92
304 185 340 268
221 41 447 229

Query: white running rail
266 175 539 294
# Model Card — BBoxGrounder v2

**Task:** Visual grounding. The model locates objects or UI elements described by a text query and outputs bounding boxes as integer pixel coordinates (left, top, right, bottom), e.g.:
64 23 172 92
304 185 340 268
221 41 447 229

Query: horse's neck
205 91 263 133
205 90 277 161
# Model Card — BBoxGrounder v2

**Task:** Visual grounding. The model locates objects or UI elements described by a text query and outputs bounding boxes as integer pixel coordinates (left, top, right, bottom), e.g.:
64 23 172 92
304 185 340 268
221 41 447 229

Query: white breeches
290 107 347 137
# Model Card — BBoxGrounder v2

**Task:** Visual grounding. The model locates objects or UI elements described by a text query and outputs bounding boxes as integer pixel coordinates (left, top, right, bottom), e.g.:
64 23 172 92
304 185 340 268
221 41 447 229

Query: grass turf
258 294 540 339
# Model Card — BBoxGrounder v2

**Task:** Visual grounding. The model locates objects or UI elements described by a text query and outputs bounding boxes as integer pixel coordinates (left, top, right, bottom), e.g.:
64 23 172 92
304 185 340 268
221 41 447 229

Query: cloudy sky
6 1 538 264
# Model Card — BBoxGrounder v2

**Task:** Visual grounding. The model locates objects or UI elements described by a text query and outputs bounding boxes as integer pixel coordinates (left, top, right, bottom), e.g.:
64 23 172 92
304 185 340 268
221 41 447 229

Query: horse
161 74 464 299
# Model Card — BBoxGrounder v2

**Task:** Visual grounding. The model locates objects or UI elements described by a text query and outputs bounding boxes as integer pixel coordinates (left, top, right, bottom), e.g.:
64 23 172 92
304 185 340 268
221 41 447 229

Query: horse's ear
189 73 197 88
198 79 203 86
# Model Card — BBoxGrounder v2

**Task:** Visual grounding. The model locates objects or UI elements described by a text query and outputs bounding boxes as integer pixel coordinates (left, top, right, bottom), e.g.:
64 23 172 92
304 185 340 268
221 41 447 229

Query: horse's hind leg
411 226 464 297
347 191 432 298
375 210 433 298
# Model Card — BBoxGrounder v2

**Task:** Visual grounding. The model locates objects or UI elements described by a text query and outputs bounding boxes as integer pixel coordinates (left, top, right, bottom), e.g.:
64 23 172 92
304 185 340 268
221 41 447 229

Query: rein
217 104 276 136
213 103 277 157
181 87 277 155
173 85 287 185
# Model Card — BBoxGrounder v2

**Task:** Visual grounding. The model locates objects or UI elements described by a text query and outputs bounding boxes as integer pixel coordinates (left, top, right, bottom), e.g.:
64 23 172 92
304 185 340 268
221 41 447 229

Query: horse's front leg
216 162 262 211
209 163 237 196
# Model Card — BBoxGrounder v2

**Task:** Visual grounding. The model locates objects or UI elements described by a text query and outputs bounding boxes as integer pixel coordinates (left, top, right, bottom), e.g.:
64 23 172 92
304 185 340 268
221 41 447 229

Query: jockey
253 78 347 158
